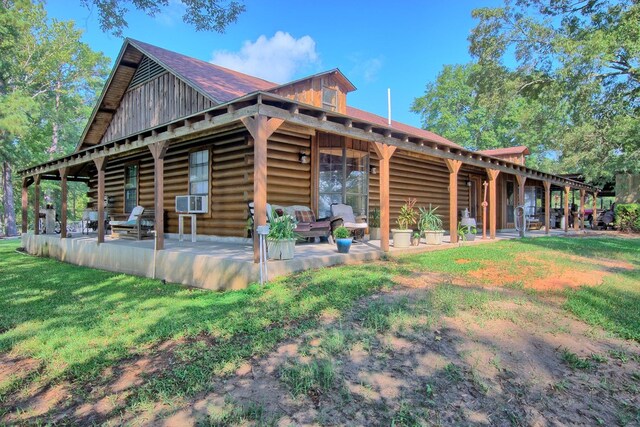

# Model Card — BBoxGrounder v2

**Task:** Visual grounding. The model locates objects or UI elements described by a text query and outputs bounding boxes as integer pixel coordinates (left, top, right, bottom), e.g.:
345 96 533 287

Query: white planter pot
391 229 413 248
369 227 381 241
424 230 444 245
267 238 296 260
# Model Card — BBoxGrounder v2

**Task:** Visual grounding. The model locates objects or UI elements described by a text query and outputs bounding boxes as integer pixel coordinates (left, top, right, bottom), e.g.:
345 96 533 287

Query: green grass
0 239 395 406
279 358 336 398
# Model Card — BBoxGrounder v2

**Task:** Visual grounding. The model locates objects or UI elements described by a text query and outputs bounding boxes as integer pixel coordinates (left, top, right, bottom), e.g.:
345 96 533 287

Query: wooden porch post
93 157 108 244
149 141 170 250
241 115 284 263
21 177 31 234
486 169 500 239
34 175 41 235
592 191 598 230
564 186 570 233
579 189 586 231
543 181 551 235
445 159 462 244
60 167 68 238
515 175 527 237
372 142 397 252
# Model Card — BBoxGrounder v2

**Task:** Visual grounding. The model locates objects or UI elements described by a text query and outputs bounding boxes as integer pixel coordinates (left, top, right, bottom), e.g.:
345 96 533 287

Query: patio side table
178 214 197 242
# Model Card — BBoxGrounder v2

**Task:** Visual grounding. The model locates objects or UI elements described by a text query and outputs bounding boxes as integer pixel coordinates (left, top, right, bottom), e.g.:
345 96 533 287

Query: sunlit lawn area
0 234 638 423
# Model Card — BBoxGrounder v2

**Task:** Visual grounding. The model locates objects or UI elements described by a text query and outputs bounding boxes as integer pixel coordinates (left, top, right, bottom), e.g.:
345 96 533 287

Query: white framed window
189 149 209 196
124 163 138 213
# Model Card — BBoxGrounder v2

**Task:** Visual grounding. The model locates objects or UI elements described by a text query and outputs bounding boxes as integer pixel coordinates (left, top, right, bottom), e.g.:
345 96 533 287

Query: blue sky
45 1 501 128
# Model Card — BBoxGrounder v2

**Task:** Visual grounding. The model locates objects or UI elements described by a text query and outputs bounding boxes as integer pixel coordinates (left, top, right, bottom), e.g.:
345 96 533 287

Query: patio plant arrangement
419 204 444 245
392 198 418 248
267 214 297 260
333 226 352 254
368 208 381 240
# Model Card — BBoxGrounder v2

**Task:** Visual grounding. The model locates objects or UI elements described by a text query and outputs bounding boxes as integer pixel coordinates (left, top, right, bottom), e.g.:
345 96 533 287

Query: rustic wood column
241 115 284 263
372 142 397 252
592 191 598 230
486 169 500 239
94 157 108 244
543 181 551 235
34 175 41 235
445 159 462 243
21 177 31 234
149 141 170 250
564 186 570 233
579 189 586 231
60 167 68 239
515 175 527 237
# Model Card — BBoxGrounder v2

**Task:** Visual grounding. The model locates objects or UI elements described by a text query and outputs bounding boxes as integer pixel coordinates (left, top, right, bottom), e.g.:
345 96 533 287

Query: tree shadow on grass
0 241 399 424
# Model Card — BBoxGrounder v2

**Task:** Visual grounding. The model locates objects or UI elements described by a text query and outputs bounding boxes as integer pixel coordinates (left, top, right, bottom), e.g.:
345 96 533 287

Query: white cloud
154 0 186 27
348 54 384 83
210 31 319 83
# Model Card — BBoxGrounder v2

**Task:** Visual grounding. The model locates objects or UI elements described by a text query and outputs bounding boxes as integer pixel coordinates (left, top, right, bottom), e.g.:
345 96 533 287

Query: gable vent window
322 86 338 111
128 56 166 90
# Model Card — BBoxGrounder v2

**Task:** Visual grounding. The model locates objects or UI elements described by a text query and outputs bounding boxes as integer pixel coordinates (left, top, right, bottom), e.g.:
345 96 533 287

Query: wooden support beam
94 157 108 244
543 181 551 235
34 175 41 235
372 142 397 252
592 191 598 230
60 167 68 239
579 189 585 231
445 159 463 243
148 141 170 250
21 178 29 234
515 175 527 237
241 115 284 263
486 169 500 239
564 186 570 233
310 134 319 216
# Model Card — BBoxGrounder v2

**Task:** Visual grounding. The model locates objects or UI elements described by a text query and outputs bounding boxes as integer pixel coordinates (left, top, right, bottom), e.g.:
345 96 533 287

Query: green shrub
333 226 350 239
615 203 640 233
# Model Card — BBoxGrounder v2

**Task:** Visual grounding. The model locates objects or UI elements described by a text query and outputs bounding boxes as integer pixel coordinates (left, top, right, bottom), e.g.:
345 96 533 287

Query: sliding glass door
318 146 369 218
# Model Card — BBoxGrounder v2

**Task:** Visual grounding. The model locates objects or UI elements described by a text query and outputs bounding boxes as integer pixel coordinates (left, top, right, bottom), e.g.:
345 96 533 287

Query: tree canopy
79 0 245 37
412 0 639 184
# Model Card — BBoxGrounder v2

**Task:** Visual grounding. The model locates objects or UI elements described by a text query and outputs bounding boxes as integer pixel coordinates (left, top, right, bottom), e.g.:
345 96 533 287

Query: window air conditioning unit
175 195 208 214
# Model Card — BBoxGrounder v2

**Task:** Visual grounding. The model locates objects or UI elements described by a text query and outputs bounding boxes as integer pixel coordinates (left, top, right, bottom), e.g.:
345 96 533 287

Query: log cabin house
19 39 596 288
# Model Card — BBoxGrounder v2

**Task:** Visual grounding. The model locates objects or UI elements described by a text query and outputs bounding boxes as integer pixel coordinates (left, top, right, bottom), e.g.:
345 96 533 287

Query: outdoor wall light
466 180 472 187
370 166 379 175
299 152 310 164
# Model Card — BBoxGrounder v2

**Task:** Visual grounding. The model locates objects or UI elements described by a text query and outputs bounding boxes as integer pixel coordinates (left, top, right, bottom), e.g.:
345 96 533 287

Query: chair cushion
331 204 356 223
343 222 368 229
295 209 315 223
311 220 330 229
129 206 144 221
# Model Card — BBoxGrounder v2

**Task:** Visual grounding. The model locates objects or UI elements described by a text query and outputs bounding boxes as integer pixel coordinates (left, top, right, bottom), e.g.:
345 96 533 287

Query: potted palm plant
333 226 352 253
392 198 417 248
368 208 381 240
267 214 297 260
419 204 444 245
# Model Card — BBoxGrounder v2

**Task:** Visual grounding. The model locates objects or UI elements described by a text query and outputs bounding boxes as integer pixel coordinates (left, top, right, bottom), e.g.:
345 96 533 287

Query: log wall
100 72 215 144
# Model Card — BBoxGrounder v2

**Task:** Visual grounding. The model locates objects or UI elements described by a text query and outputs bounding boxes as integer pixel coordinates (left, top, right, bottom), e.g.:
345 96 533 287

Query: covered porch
20 228 572 290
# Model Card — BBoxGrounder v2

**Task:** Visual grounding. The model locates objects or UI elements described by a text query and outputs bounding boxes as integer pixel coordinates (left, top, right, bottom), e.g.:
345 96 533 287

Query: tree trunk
2 161 17 236
49 79 62 157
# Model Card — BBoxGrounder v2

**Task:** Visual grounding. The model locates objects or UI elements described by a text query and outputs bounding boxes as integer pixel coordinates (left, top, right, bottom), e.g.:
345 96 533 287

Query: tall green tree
0 0 108 235
413 0 639 184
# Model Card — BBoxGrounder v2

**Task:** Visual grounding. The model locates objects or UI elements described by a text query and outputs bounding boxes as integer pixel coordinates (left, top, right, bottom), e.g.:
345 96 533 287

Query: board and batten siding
100 72 216 144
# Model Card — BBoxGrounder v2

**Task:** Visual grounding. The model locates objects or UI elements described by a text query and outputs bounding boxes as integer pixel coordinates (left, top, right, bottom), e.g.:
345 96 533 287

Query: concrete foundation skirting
20 234 382 291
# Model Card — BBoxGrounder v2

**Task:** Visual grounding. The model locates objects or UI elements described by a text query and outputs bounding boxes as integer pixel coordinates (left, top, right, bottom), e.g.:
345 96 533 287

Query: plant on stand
368 208 381 240
419 204 444 245
411 231 421 246
392 198 417 248
267 214 297 260
333 226 352 254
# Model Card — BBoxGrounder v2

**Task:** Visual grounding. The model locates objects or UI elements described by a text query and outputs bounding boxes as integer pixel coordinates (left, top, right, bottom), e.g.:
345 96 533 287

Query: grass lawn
0 234 638 425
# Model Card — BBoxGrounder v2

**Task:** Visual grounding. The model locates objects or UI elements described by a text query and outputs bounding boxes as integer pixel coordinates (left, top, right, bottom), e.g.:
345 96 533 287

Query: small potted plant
267 214 297 260
333 226 352 253
464 225 477 242
392 198 417 248
411 231 421 246
419 204 444 245
368 208 381 240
